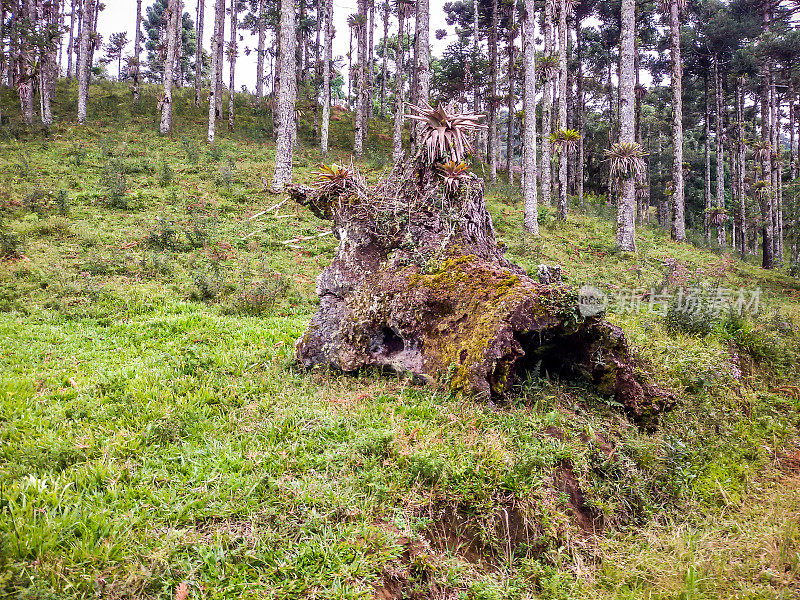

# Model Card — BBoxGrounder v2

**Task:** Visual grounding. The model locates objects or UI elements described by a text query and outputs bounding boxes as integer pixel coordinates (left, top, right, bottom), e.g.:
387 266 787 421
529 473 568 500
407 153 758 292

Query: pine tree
194 0 204 106
320 0 332 155
271 0 296 192
159 0 179 134
77 0 95 124
522 0 538 235
615 0 636 251
207 0 224 141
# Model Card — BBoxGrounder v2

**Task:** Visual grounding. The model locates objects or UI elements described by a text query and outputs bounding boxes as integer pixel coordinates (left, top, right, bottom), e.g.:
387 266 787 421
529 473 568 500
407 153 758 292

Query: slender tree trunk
506 1 515 185
176 2 184 86
40 0 58 128
272 0 296 191
76 0 94 123
194 0 204 106
616 0 636 251
380 2 388 118
392 7 405 162
215 0 225 119
297 0 305 82
312 0 322 137
669 0 685 242
366 0 374 130
576 18 584 206
255 0 266 102
759 7 774 268
87 1 99 74
790 67 796 181
736 77 746 256
541 0 553 207
523 0 538 235
487 0 498 182
714 55 725 248
207 0 224 141
556 0 567 219
704 81 712 244
354 0 367 157
67 0 75 79
74 0 82 79
771 71 781 263
411 0 430 153
472 0 482 160
228 0 237 131
160 0 179 134
320 0 332 155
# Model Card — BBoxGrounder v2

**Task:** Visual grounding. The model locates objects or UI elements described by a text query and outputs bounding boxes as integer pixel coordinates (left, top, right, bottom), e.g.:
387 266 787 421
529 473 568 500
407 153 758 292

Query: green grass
0 80 799 599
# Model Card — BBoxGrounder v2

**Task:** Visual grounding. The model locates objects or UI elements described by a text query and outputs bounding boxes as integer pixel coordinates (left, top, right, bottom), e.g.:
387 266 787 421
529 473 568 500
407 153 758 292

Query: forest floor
1 81 800 599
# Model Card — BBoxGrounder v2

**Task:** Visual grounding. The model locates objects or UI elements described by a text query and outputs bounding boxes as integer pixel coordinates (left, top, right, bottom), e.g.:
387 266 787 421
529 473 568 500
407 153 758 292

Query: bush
181 137 200 164
158 160 174 187
102 162 128 209
146 216 179 250
0 221 22 258
225 274 289 316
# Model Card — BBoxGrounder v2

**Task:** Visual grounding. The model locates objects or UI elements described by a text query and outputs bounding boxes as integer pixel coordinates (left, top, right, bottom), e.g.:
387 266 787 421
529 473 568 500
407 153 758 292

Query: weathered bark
194 0 204 106
39 0 59 128
160 0 179 134
760 43 774 268
616 0 636 252
669 0 685 242
215 0 225 119
320 0 332 155
228 0 237 131
411 0 430 152
541 0 554 207
522 0 538 235
736 77 746 256
312 0 322 136
288 157 673 422
175 0 184 86
771 72 781 263
472 0 482 160
132 0 142 101
271 0 296 192
76 0 94 123
207 0 224 142
556 0 567 220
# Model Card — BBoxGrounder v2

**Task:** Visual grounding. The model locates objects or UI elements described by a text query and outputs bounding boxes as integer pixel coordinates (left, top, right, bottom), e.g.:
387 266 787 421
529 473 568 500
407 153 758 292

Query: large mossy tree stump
288 157 673 421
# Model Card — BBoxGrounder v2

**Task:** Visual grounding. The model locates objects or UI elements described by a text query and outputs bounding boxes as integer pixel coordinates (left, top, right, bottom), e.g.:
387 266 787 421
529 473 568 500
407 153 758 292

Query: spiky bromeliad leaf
549 129 581 154
604 142 648 180
405 101 487 164
537 55 559 80
314 163 358 193
660 0 687 14
436 160 472 194
752 140 772 164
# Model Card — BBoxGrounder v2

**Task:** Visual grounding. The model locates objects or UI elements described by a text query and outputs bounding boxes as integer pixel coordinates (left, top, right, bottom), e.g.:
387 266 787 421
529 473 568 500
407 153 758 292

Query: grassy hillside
1 81 799 599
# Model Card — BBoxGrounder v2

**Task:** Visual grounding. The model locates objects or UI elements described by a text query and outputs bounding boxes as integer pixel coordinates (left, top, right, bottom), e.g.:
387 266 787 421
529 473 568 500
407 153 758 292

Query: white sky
93 0 454 91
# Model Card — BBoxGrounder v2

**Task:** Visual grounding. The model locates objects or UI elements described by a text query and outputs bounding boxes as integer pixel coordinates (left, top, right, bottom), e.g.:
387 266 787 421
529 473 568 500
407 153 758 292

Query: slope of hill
1 82 799 599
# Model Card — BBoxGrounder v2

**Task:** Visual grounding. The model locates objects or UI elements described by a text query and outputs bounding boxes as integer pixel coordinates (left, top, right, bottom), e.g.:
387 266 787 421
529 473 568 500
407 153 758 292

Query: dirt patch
373 522 455 600
778 441 800 474
553 462 603 534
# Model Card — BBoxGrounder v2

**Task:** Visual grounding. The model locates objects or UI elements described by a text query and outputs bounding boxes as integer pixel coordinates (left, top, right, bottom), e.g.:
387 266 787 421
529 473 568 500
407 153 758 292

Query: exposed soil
553 462 604 534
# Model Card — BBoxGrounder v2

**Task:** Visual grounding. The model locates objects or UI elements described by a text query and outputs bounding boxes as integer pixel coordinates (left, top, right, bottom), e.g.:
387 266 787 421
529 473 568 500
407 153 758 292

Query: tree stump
288 159 673 421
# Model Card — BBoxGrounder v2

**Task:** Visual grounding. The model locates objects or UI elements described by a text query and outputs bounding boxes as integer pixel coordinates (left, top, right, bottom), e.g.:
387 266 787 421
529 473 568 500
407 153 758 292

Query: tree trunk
131 0 141 100
616 0 636 252
412 0 430 153
541 0 553 207
669 0 685 242
556 0 567 220
288 159 674 421
392 7 405 162
194 0 204 106
506 0 515 186
313 0 322 137
576 18 583 206
354 0 367 157
320 0 332 155
790 65 796 181
271 0 296 192
76 0 94 124
67 0 75 80
228 0 237 131
380 2 388 118
714 55 725 249
487 0 498 183
771 71 781 263
472 0 482 160
736 76 747 256
176 1 184 86
759 6 774 268
366 0 374 131
255 0 266 102
704 80 711 244
160 0 179 134
215 0 225 119
522 0 538 235
207 0 224 142
40 0 59 128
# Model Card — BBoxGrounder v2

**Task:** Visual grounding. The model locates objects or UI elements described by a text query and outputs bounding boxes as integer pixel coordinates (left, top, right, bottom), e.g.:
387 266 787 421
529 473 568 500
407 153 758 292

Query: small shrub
0 221 22 258
146 215 179 250
191 257 224 301
207 143 224 162
158 160 174 187
226 274 288 316
184 214 212 249
102 162 128 209
22 189 48 215
181 136 200 164
68 143 89 166
55 190 70 215
663 295 716 337
216 164 235 188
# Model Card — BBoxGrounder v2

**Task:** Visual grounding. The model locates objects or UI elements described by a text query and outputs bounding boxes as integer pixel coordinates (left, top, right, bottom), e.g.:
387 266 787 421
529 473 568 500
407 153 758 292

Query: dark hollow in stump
288 159 674 421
